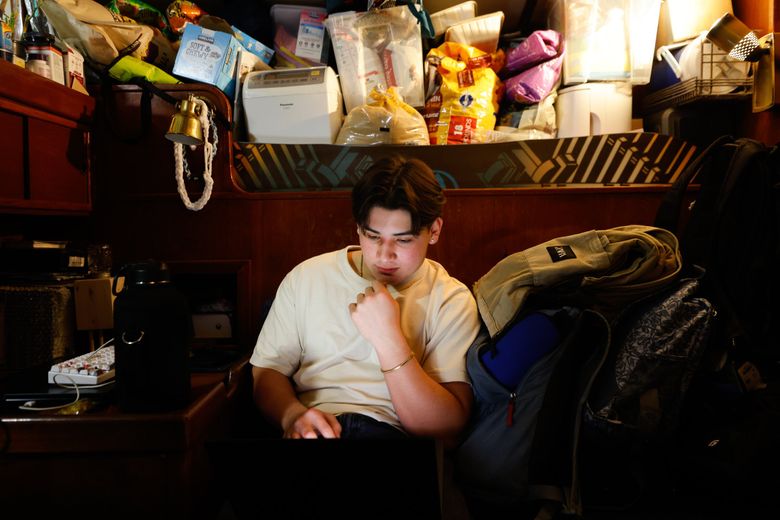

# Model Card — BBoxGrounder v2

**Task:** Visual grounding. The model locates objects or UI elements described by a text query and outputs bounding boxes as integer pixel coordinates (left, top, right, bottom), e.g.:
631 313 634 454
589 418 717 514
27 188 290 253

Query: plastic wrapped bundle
336 87 430 146
503 30 564 104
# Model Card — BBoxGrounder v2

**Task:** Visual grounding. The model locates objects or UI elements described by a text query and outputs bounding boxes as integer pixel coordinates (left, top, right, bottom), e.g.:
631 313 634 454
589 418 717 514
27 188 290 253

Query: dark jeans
336 412 409 439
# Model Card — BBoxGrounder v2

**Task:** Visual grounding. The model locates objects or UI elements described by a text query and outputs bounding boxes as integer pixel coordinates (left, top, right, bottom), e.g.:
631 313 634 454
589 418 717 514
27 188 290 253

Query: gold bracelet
381 352 415 374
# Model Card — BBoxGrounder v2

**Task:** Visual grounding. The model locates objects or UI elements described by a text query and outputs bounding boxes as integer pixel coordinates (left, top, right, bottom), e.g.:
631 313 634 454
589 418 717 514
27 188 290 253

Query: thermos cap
119 260 171 288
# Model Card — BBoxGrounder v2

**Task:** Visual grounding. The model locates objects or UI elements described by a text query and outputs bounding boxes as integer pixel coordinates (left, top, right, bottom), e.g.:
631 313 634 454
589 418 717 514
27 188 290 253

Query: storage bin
561 0 661 85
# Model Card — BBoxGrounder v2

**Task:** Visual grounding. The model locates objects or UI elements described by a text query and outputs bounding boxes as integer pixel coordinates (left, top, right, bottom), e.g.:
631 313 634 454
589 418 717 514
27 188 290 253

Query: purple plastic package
504 53 564 104
506 29 562 74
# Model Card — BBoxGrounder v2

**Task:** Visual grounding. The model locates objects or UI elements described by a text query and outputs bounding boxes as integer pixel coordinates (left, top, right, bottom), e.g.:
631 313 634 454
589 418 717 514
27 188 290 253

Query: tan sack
41 0 173 69
336 86 430 146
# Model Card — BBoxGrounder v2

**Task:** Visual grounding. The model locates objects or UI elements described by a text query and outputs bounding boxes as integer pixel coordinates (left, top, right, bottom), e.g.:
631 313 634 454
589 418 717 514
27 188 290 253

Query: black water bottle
112 260 192 412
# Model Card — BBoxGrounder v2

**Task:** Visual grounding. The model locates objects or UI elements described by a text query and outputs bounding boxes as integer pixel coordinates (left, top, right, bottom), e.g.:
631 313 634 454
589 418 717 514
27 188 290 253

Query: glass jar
25 55 51 78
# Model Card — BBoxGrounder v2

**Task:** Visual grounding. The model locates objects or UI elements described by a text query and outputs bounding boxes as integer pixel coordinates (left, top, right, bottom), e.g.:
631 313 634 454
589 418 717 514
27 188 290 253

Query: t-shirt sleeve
249 270 302 375
422 284 480 384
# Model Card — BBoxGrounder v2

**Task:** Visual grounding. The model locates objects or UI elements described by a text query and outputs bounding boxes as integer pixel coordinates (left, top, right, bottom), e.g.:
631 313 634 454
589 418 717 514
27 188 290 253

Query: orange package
424 42 504 145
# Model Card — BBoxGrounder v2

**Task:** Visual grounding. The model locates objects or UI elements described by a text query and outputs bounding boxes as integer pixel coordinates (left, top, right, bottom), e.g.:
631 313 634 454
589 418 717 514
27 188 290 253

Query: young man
250 155 480 441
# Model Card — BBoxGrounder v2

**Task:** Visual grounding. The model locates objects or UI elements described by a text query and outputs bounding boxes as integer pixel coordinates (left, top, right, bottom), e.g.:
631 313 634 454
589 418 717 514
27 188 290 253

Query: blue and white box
173 24 243 97
232 26 274 65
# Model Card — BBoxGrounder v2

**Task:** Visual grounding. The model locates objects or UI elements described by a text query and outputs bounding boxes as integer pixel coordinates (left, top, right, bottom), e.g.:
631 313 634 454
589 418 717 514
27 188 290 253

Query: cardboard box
63 44 86 91
173 24 271 98
271 4 329 68
1 21 13 54
231 25 274 65
173 24 242 97
74 278 115 330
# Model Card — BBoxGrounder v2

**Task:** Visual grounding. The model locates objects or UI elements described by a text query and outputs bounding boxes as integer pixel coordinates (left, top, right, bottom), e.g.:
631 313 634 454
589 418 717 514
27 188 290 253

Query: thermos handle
122 330 145 345
112 264 128 296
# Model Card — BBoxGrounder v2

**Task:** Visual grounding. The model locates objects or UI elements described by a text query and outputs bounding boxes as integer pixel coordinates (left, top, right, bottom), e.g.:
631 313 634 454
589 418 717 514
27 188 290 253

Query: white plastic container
430 1 478 38
555 82 633 138
445 11 505 53
561 0 661 85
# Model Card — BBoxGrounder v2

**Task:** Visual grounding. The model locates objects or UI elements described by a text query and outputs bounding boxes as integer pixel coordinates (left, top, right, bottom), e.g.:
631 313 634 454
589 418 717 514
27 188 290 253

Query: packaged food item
424 41 503 145
172 24 266 98
22 32 65 85
106 0 176 41
336 86 429 146
108 55 181 84
166 0 207 35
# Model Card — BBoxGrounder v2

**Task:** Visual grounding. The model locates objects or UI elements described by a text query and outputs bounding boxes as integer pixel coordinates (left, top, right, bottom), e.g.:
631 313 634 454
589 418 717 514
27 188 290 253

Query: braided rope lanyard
173 97 219 211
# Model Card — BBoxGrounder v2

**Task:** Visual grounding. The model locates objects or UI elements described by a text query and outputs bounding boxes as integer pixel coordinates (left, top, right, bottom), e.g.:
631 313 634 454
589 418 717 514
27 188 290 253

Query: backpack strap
715 138 769 217
654 134 734 233
97 53 181 144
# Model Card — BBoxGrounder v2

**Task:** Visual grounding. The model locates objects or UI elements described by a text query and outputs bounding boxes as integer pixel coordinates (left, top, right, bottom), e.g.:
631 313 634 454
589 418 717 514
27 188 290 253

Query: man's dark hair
351 155 446 235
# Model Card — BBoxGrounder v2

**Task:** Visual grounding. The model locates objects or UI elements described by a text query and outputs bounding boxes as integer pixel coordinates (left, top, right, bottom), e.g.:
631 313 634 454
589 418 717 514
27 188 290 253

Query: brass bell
165 94 204 145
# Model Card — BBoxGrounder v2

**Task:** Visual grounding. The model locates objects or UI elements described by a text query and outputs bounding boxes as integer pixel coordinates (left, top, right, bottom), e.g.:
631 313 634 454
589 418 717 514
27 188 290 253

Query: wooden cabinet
0 360 251 519
0 60 95 215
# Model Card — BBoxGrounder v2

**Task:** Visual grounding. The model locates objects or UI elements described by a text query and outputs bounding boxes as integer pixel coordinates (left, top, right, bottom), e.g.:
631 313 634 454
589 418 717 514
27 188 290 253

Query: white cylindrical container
26 57 51 79
555 82 633 138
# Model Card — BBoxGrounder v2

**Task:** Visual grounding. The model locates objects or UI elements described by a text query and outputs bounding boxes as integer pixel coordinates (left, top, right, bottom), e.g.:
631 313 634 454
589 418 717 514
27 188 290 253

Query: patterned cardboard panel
232 133 696 192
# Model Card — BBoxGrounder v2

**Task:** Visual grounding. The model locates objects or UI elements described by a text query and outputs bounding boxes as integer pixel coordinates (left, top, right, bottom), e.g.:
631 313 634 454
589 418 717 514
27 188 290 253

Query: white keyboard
48 345 115 386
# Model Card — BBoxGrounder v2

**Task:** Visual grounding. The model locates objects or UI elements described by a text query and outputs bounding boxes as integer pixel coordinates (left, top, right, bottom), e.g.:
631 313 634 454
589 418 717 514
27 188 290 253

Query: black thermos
112 260 191 412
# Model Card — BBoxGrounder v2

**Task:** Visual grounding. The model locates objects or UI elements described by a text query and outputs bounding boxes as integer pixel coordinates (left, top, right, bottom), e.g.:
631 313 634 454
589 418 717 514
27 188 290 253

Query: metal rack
642 39 753 115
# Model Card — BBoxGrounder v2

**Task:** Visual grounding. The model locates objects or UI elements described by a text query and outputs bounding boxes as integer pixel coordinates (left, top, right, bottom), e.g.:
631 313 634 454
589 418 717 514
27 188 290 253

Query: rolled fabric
506 29 562 74
504 53 564 104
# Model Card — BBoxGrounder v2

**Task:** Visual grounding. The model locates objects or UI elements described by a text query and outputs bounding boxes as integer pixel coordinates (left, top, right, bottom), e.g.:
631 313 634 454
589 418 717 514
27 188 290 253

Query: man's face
358 207 441 287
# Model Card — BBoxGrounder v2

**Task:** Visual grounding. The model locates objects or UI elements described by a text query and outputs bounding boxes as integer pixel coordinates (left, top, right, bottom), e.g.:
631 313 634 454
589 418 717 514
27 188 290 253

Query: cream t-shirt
250 246 480 428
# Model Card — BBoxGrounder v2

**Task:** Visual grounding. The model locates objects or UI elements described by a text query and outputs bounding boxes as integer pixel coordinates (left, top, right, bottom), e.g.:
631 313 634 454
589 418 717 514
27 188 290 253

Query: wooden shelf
0 60 95 123
0 60 96 215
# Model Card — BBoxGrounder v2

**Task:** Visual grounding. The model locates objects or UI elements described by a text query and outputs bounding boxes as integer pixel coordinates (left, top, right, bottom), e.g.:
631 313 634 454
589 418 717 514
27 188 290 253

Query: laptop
206 437 442 520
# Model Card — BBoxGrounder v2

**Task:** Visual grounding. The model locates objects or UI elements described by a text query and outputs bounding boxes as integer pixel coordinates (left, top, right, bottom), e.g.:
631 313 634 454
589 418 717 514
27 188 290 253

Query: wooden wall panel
93 186 671 349
91 85 683 352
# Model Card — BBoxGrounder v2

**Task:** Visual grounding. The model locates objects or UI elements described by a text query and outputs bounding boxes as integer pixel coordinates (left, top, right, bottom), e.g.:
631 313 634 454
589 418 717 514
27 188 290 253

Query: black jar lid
114 260 171 294
21 32 55 46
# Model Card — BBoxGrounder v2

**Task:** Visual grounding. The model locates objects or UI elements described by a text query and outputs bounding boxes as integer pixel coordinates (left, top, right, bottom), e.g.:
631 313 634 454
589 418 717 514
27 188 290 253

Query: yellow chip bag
426 42 503 145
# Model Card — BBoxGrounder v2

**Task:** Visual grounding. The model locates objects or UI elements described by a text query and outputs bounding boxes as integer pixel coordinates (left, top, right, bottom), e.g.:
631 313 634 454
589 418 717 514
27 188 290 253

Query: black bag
654 135 780 379
652 135 780 516
578 275 715 512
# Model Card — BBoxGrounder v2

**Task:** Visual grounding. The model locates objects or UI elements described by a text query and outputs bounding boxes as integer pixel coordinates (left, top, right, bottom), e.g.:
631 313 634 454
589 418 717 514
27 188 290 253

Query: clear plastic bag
326 6 425 113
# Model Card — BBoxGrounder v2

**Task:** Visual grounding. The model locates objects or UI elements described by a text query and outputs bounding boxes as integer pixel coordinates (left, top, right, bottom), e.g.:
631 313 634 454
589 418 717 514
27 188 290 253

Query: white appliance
242 66 343 144
555 82 633 138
